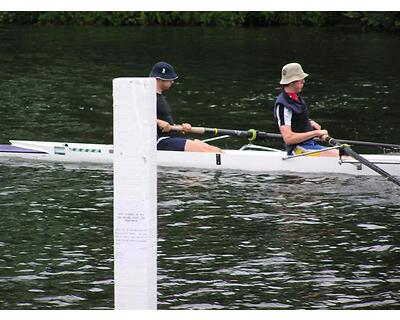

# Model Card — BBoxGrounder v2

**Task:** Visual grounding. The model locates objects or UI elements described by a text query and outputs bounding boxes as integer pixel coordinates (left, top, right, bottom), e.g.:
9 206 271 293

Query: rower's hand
310 120 321 130
157 120 171 133
315 129 329 141
181 123 192 134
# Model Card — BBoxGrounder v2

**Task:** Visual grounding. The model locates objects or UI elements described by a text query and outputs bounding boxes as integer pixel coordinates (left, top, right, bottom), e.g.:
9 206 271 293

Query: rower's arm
279 125 328 145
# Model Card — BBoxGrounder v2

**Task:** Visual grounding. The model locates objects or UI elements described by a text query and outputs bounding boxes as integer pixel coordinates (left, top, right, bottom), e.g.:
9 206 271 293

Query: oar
332 138 400 150
324 136 400 187
171 125 400 149
170 125 283 141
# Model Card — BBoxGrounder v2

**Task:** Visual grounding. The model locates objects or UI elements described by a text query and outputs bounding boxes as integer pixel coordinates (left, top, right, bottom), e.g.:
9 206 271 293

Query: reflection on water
157 169 400 310
0 163 399 309
0 165 114 309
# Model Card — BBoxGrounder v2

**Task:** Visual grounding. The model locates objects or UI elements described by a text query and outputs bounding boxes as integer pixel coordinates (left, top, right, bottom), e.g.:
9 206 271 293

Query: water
158 170 400 309
0 25 399 309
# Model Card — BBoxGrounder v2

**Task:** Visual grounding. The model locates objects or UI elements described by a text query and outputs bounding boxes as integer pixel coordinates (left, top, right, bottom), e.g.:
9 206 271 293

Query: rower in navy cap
151 61 222 152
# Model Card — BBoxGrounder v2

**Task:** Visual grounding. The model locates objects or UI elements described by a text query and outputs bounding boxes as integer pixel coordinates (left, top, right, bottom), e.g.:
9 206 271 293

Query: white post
113 77 157 309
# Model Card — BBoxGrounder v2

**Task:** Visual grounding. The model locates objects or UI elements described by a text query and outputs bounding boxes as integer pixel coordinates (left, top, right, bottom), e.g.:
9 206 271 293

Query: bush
1 12 400 31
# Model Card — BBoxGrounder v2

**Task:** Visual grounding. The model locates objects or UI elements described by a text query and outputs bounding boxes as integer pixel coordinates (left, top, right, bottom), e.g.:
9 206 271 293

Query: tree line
1 12 399 31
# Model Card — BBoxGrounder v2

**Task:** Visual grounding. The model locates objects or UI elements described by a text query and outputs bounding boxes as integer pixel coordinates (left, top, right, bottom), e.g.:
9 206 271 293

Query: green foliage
0 12 400 31
343 12 400 31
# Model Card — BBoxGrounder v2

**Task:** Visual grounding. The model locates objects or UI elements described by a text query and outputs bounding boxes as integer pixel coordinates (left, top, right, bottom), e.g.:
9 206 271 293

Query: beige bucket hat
280 63 309 85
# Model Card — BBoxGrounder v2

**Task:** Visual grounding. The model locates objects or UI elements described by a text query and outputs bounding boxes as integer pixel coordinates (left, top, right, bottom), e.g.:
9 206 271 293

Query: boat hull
159 149 400 176
0 140 399 177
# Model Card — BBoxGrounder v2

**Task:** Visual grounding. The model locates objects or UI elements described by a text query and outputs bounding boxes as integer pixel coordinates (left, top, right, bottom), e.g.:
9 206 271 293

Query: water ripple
158 169 400 309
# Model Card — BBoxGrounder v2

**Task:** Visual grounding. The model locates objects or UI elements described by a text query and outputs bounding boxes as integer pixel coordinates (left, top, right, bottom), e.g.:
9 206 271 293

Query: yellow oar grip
248 129 257 141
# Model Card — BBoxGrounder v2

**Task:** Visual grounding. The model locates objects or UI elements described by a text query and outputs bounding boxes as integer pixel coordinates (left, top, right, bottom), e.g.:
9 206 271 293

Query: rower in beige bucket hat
280 63 309 85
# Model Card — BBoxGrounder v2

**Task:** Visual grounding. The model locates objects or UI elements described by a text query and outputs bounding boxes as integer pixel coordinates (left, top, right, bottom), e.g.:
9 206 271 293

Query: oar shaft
170 125 282 140
171 125 400 149
200 127 252 138
334 138 400 149
171 125 254 138
325 136 400 187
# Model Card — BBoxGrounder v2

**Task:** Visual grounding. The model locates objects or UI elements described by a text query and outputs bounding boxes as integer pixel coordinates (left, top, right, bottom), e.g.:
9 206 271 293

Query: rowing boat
0 140 399 177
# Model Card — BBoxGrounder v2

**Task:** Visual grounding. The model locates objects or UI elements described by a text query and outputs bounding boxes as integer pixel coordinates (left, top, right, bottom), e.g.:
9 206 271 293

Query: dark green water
0 25 399 309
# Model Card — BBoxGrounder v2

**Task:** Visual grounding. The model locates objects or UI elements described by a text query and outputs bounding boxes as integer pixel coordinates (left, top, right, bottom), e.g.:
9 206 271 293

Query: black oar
171 125 284 141
324 136 400 187
171 125 400 149
332 138 400 150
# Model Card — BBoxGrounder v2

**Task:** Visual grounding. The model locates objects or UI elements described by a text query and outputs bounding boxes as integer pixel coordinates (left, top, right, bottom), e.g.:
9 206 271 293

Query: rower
273 62 338 157
150 61 222 153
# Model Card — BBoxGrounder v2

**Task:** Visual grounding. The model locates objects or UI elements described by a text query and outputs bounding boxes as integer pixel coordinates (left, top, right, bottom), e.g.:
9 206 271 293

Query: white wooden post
113 78 157 309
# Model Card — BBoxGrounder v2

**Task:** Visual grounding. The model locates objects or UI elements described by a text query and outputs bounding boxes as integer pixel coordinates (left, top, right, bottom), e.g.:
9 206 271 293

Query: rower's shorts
157 137 187 151
292 140 325 156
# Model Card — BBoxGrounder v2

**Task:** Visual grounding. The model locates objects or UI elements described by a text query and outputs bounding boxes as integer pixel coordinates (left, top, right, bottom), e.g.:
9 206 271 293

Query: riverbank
0 12 399 31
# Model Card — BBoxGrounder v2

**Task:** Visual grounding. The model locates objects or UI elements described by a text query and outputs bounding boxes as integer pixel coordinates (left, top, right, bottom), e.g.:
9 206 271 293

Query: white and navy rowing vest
274 90 313 153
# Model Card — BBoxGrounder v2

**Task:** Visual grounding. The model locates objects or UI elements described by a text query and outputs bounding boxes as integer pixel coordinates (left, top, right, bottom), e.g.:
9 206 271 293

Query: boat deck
0 145 47 154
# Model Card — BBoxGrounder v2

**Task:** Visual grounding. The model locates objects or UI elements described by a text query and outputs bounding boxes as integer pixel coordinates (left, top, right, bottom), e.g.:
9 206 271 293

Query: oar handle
170 125 206 134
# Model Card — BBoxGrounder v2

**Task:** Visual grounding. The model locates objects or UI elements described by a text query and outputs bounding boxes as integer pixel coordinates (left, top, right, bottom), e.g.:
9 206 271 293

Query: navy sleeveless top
156 93 176 139
274 90 313 152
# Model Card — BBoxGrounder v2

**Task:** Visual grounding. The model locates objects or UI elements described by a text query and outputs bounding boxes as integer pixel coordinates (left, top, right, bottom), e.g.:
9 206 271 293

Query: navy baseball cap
149 61 178 80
